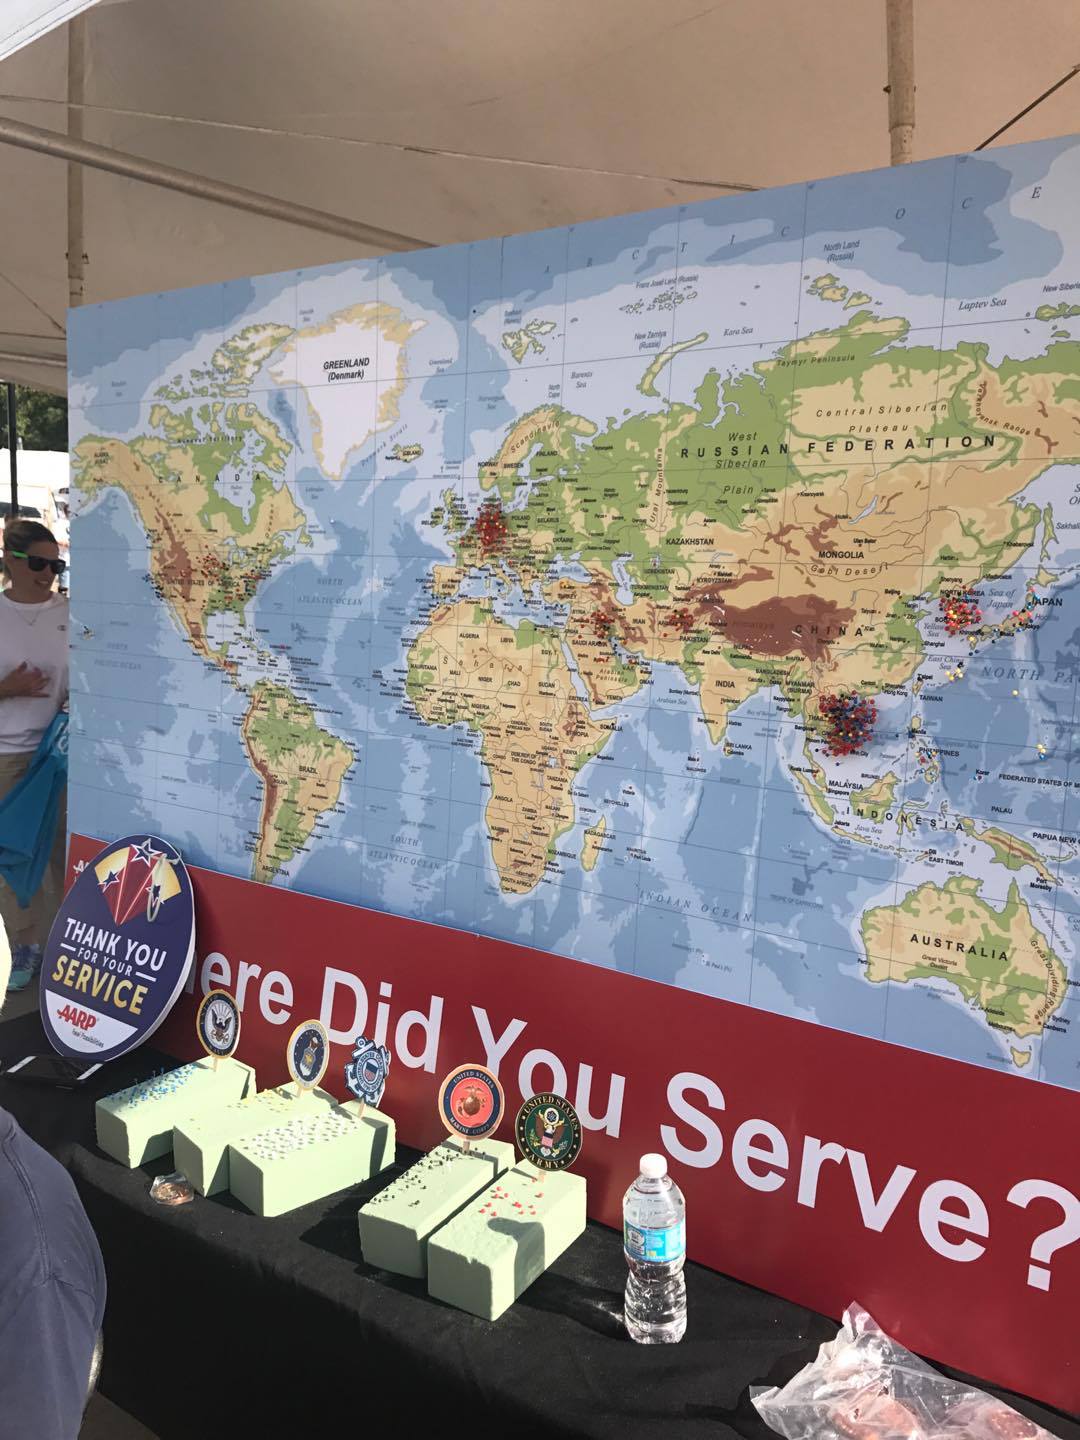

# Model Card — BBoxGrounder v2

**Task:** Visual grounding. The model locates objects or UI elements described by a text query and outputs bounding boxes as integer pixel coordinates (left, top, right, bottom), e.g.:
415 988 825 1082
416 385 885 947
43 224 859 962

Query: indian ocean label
40 834 195 1062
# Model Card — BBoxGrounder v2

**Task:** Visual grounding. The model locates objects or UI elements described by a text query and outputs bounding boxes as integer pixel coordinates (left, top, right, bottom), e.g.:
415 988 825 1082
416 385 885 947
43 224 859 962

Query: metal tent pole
67 14 86 310
0 114 431 252
885 0 915 165
6 383 17 517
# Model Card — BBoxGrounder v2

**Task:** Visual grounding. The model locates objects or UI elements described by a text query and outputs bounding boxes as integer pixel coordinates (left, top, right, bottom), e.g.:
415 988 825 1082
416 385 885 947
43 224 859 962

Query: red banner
69 833 1080 1412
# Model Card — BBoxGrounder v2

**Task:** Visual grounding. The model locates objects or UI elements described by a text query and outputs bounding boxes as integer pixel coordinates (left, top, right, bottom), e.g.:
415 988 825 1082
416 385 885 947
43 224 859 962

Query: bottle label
624 1218 685 1264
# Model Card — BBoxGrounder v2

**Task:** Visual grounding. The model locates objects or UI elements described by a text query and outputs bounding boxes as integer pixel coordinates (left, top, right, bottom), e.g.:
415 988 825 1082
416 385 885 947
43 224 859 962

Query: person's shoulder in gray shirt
0 930 105 1440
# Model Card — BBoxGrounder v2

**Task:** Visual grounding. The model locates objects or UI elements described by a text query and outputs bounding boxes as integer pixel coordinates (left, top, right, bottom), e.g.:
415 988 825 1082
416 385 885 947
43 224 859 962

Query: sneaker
6 944 41 993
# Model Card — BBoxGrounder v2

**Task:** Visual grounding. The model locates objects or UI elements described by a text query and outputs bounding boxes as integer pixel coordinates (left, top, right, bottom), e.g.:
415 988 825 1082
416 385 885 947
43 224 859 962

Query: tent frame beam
885 0 915 165
67 14 86 309
0 114 431 252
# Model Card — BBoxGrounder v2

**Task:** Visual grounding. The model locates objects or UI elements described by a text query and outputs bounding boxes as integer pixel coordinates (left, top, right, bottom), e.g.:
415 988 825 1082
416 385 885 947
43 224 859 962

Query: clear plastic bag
752 1303 1048 1440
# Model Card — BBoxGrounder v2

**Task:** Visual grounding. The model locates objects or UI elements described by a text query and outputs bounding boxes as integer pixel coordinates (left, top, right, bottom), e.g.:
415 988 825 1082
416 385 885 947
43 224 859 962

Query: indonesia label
624 1220 686 1265
41 835 195 1062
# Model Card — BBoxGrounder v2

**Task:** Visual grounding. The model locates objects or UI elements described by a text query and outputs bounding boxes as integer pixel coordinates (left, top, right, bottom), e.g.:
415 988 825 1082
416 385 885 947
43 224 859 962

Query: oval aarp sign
41 834 195 1062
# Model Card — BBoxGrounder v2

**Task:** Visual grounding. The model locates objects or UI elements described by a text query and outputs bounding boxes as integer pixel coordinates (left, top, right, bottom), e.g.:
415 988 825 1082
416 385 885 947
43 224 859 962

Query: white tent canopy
0 0 1077 394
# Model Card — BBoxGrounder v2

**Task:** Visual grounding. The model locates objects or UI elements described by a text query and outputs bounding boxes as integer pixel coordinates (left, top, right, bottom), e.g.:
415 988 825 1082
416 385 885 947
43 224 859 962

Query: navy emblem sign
197 989 241 1060
41 834 196 1062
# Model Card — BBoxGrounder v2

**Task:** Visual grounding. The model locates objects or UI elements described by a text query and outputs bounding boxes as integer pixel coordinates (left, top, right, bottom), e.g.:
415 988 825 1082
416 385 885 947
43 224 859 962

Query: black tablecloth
1 1010 1075 1440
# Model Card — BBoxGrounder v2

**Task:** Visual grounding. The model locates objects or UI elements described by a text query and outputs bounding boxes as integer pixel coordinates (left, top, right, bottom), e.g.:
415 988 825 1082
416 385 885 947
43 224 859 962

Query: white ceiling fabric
0 0 100 64
0 0 1076 394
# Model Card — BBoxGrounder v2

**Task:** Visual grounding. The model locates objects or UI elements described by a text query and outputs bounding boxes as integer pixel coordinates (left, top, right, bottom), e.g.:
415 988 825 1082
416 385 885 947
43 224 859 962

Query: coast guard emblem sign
41 834 196 1062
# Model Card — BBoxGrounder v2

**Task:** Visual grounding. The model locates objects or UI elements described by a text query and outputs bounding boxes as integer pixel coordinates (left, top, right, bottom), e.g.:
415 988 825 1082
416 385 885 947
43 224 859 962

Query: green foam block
426 1160 586 1320
95 1057 255 1168
359 1137 516 1278
173 1084 337 1196
227 1101 395 1217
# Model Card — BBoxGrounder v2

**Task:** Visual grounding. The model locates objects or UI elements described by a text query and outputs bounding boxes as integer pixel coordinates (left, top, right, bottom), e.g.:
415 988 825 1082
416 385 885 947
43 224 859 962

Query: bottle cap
640 1152 668 1179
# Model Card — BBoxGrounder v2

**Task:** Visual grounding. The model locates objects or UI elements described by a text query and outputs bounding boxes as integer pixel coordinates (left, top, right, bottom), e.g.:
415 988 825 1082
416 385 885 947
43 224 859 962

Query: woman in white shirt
0 518 68 991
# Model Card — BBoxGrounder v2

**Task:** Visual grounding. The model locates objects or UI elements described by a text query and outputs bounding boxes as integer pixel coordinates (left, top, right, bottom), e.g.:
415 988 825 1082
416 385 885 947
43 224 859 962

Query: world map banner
67 131 1080 1400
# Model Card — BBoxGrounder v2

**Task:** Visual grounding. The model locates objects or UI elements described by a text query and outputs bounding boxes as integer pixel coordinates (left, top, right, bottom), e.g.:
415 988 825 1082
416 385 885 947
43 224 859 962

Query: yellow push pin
1012 689 1019 697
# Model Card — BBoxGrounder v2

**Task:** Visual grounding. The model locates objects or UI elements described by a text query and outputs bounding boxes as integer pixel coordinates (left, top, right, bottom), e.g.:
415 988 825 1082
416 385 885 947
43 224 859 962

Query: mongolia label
41 834 195 1062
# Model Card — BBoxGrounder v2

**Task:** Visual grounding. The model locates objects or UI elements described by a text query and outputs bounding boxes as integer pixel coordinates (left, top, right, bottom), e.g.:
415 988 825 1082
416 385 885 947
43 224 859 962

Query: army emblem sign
515 1093 582 1171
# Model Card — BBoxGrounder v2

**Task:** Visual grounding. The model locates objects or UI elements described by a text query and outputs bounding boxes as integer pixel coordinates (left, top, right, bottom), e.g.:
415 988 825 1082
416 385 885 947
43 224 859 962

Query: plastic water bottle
623 1152 686 1343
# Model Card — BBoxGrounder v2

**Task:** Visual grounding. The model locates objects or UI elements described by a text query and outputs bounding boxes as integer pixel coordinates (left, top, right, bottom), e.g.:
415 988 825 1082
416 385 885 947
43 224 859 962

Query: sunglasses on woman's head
5 548 66 576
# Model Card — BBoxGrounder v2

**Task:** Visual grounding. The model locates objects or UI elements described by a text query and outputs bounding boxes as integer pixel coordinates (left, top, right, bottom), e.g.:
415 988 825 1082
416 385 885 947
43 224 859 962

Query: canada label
41 834 195 1062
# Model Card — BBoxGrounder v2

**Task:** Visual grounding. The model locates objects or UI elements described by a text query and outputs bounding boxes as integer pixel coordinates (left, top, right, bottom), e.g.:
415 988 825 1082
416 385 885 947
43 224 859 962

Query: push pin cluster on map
939 588 983 635
473 498 508 555
589 608 615 640
819 691 879 758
